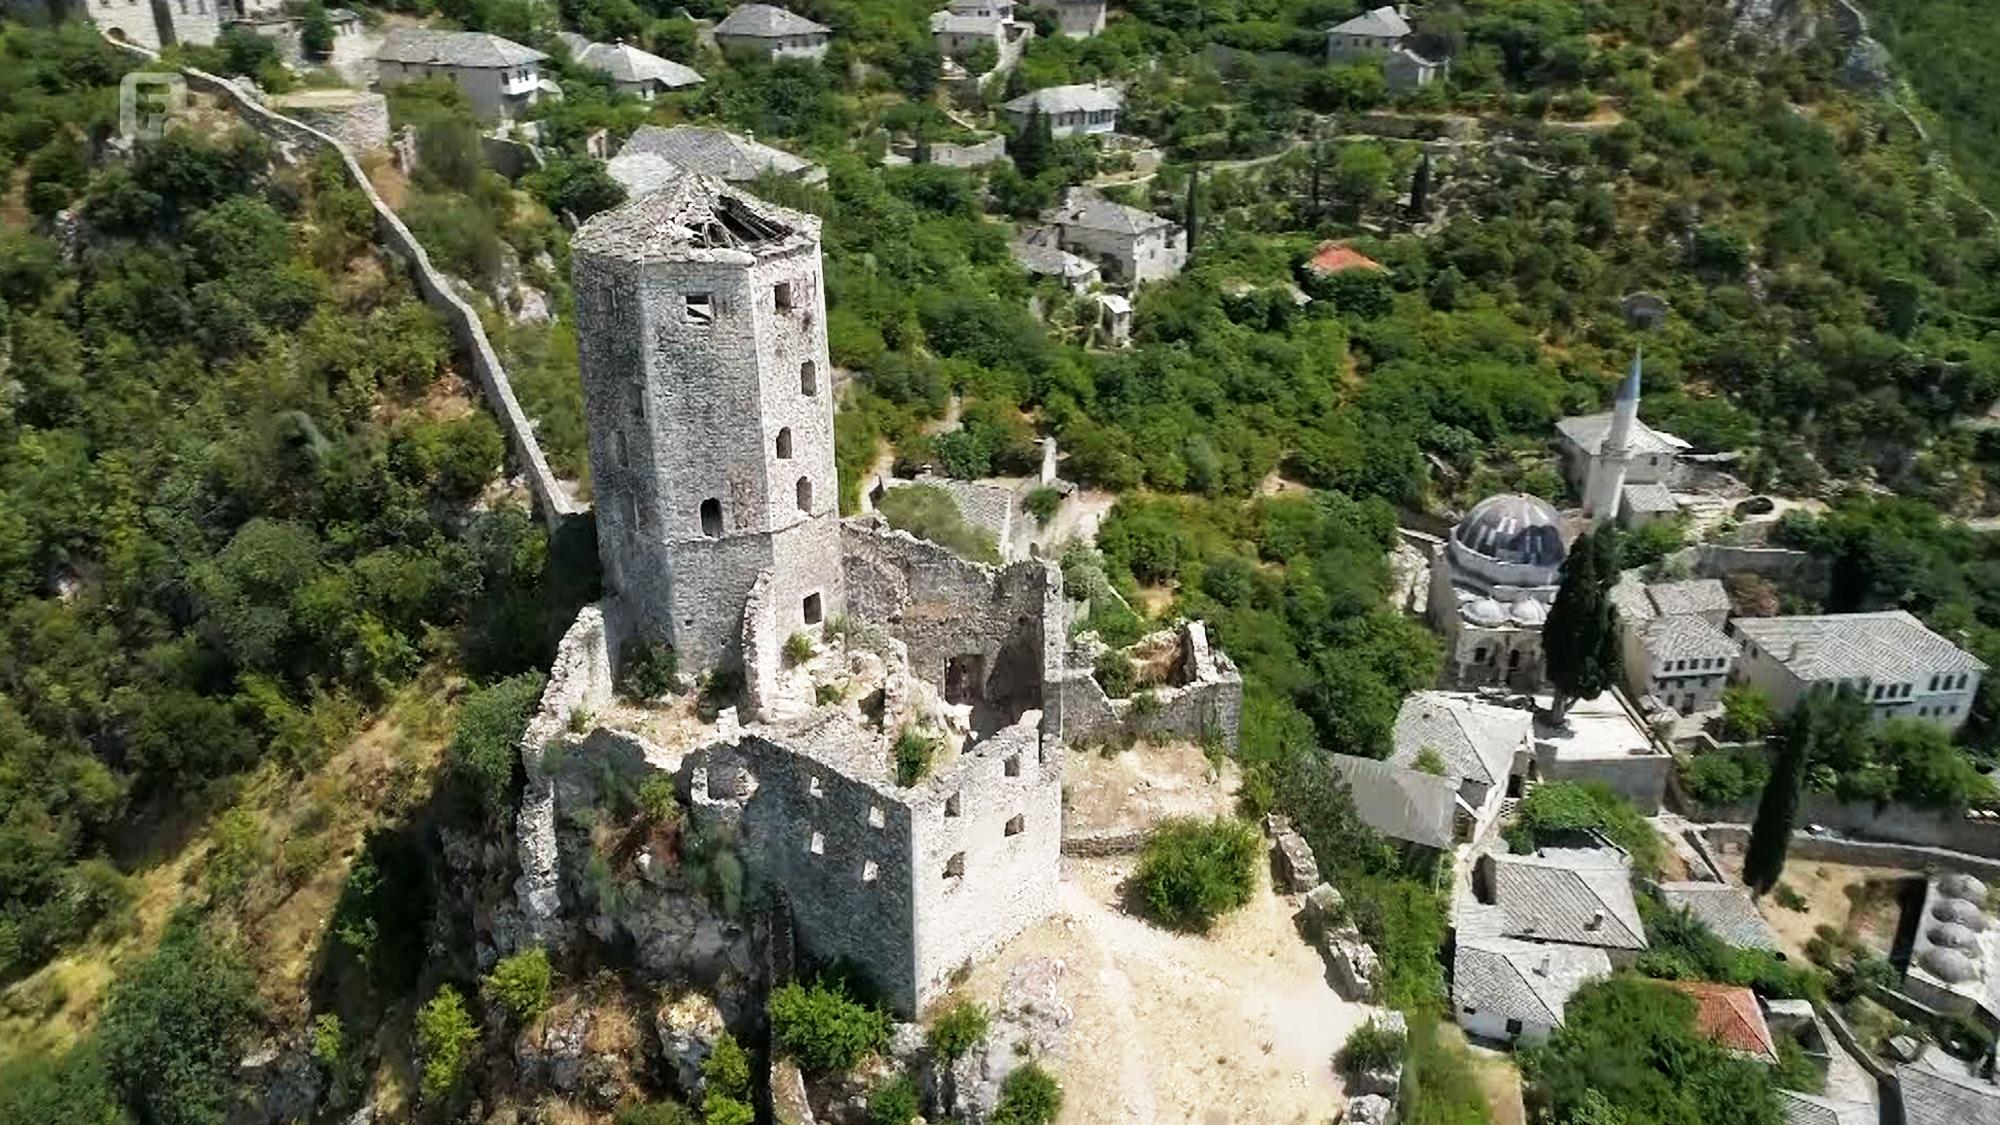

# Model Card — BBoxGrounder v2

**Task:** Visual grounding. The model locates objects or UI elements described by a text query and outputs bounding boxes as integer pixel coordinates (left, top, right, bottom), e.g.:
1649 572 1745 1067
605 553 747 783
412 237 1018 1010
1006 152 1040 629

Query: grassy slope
1866 0 2000 206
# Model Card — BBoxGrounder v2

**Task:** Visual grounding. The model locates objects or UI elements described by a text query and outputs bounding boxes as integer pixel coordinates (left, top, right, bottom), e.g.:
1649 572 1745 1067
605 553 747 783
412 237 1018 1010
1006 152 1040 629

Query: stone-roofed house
557 33 703 99
1612 574 1739 715
1027 0 1105 37
1452 936 1611 1045
1644 578 1732 622
1473 849 1648 960
1779 1090 1877 1125
1384 45 1446 91
1664 980 1778 1062
1654 882 1781 952
1011 239 1101 293
1002 82 1123 137
612 125 827 188
1035 188 1186 285
931 0 1034 73
1731 611 1987 733
712 3 832 61
1326 4 1411 61
375 28 549 120
1328 754 1459 850
1391 691 1531 842
1897 1063 2000 1125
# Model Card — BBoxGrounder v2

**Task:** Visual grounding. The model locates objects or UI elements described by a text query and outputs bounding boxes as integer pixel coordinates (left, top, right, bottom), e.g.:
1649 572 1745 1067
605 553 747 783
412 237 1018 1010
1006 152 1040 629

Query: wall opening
796 476 813 513
775 280 794 311
808 831 825 855
867 806 885 829
800 360 818 395
945 654 986 706
685 293 714 325
628 385 644 420
802 592 823 625
945 792 961 817
808 775 823 798
943 852 966 879
776 427 793 459
1004 753 1021 778
700 498 723 537
616 430 630 468
1005 813 1025 836
862 860 879 883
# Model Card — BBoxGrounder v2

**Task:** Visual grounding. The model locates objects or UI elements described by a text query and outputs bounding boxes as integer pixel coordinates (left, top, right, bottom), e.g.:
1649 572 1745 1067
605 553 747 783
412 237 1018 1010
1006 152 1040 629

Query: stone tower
571 173 844 672
1584 347 1642 522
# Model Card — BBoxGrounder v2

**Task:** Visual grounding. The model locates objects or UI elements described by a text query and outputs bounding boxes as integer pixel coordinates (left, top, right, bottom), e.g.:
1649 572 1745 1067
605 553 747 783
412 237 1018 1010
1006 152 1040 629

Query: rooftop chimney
1586 909 1605 931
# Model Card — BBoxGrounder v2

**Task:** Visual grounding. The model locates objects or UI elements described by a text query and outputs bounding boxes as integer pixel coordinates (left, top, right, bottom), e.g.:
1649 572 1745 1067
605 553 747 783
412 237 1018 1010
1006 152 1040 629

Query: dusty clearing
1712 848 1912 960
964 854 1380 1125
1063 740 1238 837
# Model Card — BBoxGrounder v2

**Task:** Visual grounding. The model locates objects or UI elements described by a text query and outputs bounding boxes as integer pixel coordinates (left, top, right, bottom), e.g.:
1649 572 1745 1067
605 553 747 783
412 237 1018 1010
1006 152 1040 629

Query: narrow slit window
943 852 965 879
628 386 644 420
800 360 818 396
1004 754 1021 778
775 281 794 311
776 427 793 459
802 592 823 625
808 775 823 798
700 498 723 537
685 293 714 325
808 831 824 855
1005 814 1025 837
944 791 961 817
868 806 885 829
796 476 813 513
616 430 630 468
862 860 879 883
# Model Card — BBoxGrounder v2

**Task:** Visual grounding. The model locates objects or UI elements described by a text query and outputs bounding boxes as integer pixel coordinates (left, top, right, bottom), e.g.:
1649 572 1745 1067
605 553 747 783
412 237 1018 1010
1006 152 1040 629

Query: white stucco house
931 0 1034 72
1028 0 1105 37
712 3 832 61
557 32 703 99
1730 612 1988 733
1389 691 1532 842
1611 575 1740 715
374 28 549 121
1453 936 1611 1045
1326 4 1410 61
1002 82 1122 137
1037 188 1186 285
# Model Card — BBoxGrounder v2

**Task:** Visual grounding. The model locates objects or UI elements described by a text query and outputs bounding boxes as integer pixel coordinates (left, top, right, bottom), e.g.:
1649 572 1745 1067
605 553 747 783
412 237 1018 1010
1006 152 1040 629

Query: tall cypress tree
1747 695 1816 895
1409 151 1433 220
1014 106 1053 180
1543 525 1622 722
1183 165 1200 262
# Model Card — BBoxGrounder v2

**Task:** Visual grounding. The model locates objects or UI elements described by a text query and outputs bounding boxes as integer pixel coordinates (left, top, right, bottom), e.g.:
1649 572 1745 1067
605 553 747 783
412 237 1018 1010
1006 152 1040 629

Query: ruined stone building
527 173 1243 1014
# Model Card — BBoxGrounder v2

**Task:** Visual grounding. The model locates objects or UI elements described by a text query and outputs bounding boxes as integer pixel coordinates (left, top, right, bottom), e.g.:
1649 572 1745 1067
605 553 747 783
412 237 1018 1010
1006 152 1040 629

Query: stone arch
700 497 723 537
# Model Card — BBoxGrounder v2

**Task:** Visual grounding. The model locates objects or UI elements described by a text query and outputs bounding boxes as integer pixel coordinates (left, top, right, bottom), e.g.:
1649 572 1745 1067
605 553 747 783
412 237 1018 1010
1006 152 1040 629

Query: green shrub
1411 746 1447 776
483 945 553 1022
1774 883 1808 912
621 635 680 699
1093 650 1137 698
703 1032 751 1100
991 1062 1062 1125
869 1074 921 1125
926 1000 990 1061
614 1102 697 1125
1506 781 1664 878
636 776 682 826
1340 1018 1406 1074
702 1094 755 1125
1682 748 1769 806
896 726 939 787
784 632 815 665
445 672 547 817
100 916 262 1125
1023 486 1062 526
415 985 480 1099
877 484 1002 564
1133 817 1259 932
769 979 891 1074
1718 685 1774 742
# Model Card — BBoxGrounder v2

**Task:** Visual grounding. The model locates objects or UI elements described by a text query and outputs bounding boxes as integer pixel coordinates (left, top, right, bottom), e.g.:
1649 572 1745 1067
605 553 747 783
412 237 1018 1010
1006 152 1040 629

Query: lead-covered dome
1453 494 1567 571
1940 872 1989 902
1932 897 1987 929
1463 597 1508 628
1928 923 1982 953
1921 946 1982 984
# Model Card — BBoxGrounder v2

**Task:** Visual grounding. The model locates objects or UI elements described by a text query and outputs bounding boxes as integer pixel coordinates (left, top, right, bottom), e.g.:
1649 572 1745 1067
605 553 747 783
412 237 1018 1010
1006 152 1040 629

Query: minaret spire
1584 347 1642 523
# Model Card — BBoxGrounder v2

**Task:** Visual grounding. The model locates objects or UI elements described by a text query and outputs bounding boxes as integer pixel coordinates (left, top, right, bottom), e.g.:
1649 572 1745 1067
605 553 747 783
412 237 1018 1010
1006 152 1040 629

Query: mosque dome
1932 897 1987 929
1510 600 1549 626
1940 872 1989 902
1928 923 1982 953
1463 597 1509 628
1921 946 1982 984
1452 494 1567 572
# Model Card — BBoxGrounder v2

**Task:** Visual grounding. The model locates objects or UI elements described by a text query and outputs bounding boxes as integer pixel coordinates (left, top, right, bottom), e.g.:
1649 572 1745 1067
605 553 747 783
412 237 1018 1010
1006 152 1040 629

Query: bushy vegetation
1635 896 1818 1000
1339 1018 1406 1074
991 1062 1063 1125
1505 782 1664 878
868 1075 921 1125
701 1031 755 1125
445 672 549 818
98 915 263 1125
768 979 892 1074
1133 816 1260 932
926 999 991 1061
484 945 554 1023
416 985 481 1100
876 484 1003 565
1681 746 1772 805
895 725 939 787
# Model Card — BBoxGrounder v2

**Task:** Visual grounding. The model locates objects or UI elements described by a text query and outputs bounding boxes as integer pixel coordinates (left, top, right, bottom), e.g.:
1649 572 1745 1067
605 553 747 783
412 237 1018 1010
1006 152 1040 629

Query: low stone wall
103 36 580 530
1687 544 1820 583
510 606 617 949
1055 621 1244 752
929 136 1007 168
1692 792 2000 859
1060 829 1146 857
1699 823 2000 881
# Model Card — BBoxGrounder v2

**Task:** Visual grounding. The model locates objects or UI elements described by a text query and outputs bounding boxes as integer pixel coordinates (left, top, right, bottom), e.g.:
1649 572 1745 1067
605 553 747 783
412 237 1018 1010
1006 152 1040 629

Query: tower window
1004 754 1021 778
628 386 644 420
943 852 966 879
796 476 813 513
616 430 630 468
1005 814 1025 837
862 860 879 883
685 293 714 325
802 592 823 625
776 427 793 459
808 831 824 855
945 791 961 817
800 361 818 396
700 498 723 537
774 281 794 311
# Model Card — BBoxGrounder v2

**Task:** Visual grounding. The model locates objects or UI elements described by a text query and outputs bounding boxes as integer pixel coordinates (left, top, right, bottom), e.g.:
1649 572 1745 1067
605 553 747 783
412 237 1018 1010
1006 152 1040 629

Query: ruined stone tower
571 174 845 671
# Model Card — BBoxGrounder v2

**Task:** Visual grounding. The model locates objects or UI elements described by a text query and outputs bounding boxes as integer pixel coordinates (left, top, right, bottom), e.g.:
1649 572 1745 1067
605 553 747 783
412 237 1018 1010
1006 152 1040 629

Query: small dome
1453 494 1567 570
1928 923 1982 953
1463 597 1508 628
1940 872 1989 902
1921 946 1982 984
1932 898 1988 929
1510 600 1549 626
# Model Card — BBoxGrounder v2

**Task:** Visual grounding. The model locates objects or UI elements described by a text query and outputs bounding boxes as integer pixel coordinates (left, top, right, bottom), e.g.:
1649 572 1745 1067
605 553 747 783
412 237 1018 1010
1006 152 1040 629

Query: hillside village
5 0 2000 1124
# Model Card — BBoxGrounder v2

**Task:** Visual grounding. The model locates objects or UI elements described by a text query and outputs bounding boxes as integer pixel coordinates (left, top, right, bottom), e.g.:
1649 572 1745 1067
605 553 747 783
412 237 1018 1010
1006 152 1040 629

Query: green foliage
1023 485 1062 526
1522 977 1784 1125
445 672 548 817
299 1 335 58
1748 698 1814 895
621 635 681 700
1093 650 1138 698
99 915 262 1125
1412 746 1448 776
703 1031 752 1100
1681 747 1770 806
1545 526 1624 716
1399 1017 1493 1125
869 1075 921 1125
0 1042 127 1125
926 1000 991 1061
1718 686 1775 743
484 945 554 1023
895 725 939 787
1623 516 1687 571
1507 782 1664 878
524 155 627 222
702 1094 756 1125
415 985 481 1100
991 1062 1063 1125
768 979 892 1074
614 1102 697 1125
785 631 815 665
1340 1018 1406 1074
1133 816 1259 932
1634 896 1817 1000
330 827 434 993
636 776 682 826
876 484 1002 564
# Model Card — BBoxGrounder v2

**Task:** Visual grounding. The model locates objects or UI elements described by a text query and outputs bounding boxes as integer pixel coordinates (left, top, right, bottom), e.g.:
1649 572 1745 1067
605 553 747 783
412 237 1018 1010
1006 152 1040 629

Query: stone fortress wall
100 35 581 531
1053 620 1245 752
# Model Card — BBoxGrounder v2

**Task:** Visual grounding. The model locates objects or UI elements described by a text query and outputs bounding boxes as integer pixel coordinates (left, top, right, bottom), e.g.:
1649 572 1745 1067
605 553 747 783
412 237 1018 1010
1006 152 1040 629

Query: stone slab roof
1329 4 1411 38
1329 754 1457 849
1647 578 1730 618
376 28 546 68
572 172 818 264
1390 691 1529 790
1488 851 1647 950
932 10 1003 34
1665 980 1778 1061
1010 239 1098 280
1732 611 1987 684
1452 936 1610 1027
1621 481 1678 514
617 125 817 183
1898 1064 2000 1125
560 34 704 87
1556 410 1689 458
1005 82 1122 116
714 3 829 37
1046 189 1175 237
1639 614 1739 663
1655 881 1780 951
1779 1091 1876 1125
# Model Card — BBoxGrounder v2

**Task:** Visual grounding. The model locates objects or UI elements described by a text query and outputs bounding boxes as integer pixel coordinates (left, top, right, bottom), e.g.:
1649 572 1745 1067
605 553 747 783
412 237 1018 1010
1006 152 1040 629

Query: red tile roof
1307 241 1385 274
1665 981 1778 1062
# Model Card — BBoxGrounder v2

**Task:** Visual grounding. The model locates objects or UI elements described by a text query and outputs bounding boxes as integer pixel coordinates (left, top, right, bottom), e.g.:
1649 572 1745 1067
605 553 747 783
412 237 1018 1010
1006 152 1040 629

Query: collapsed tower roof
571 171 820 263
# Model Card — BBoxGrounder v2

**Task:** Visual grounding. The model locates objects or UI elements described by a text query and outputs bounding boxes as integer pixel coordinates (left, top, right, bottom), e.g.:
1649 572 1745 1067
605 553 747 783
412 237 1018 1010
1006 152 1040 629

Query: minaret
1584 347 1642 522
571 173 845 672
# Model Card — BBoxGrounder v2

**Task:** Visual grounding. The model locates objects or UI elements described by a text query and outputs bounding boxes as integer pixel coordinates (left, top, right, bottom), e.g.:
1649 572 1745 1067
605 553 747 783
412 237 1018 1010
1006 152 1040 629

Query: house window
797 476 813 513
1004 754 1021 777
685 293 714 325
1505 1018 1523 1037
776 427 793 459
802 592 823 625
801 361 818 396
808 831 824 855
1005 814 1025 836
700 498 723 537
943 852 966 879
862 860 879 883
945 792 962 817
775 281 794 311
868 806 885 829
